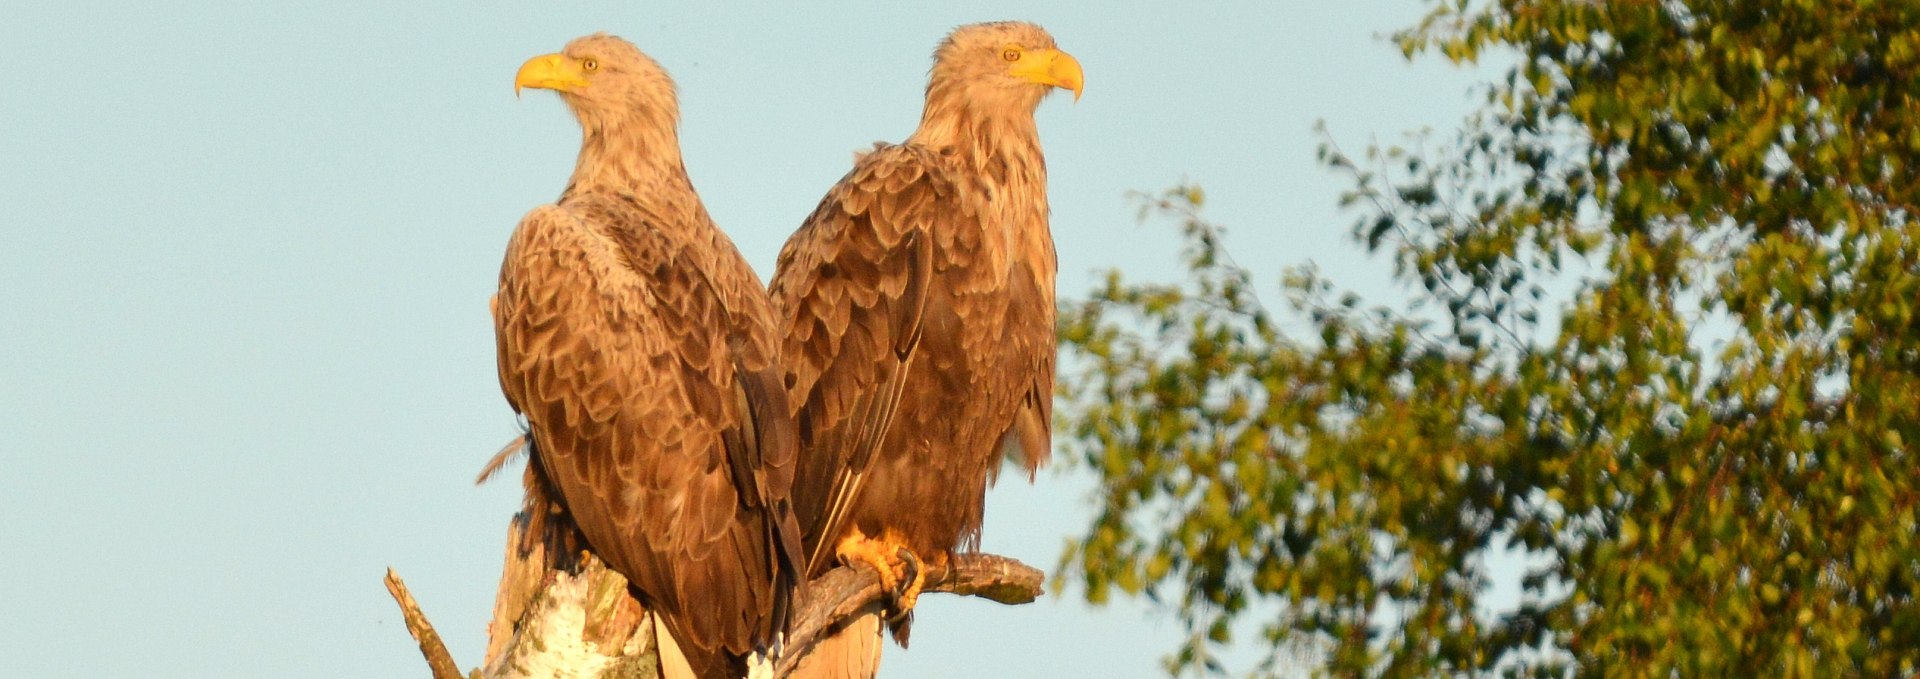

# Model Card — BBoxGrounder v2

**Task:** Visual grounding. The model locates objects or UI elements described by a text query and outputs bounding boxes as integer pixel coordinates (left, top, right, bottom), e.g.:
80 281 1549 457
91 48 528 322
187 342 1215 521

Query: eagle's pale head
930 22 1084 112
515 33 679 133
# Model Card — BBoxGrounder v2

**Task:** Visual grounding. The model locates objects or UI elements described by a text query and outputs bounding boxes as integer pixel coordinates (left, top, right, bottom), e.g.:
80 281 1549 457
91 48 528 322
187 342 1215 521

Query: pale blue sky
1 2 1488 676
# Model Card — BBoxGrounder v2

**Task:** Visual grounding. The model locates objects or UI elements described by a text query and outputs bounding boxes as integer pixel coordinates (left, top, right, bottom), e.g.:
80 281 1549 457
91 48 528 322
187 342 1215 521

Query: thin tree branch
775 553 1044 676
384 567 465 679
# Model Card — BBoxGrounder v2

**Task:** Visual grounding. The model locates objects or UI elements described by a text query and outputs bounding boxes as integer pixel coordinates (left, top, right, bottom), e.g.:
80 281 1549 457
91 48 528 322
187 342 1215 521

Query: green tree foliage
1057 2 1920 676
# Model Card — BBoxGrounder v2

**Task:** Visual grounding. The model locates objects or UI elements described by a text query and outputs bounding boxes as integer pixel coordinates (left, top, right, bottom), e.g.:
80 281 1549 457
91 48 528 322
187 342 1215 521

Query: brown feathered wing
495 192 802 678
775 141 1054 574
774 145 941 575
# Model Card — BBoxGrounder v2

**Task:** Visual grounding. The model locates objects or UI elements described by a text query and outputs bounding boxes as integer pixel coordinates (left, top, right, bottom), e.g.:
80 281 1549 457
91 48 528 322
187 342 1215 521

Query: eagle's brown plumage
773 22 1081 676
494 34 803 679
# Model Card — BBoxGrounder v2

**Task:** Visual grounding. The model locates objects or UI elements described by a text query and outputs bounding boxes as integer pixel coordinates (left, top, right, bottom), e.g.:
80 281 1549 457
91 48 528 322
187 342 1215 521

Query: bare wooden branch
774 553 1044 676
384 567 465 679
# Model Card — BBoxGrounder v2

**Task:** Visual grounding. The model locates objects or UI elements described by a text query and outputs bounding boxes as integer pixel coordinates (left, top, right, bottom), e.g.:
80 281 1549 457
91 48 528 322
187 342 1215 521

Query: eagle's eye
1001 48 1021 62
582 58 600 71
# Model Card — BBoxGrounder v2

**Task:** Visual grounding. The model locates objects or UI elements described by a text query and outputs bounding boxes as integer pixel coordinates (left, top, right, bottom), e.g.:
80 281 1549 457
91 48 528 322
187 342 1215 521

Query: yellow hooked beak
1010 48 1084 101
515 53 590 97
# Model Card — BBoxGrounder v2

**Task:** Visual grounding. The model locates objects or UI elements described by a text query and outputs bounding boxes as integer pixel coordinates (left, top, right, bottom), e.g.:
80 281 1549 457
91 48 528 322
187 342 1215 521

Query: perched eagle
771 21 1081 677
493 34 803 679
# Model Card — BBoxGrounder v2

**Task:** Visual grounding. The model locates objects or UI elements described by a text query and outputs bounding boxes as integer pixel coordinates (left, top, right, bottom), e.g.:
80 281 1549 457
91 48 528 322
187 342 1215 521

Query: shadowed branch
775 553 1045 676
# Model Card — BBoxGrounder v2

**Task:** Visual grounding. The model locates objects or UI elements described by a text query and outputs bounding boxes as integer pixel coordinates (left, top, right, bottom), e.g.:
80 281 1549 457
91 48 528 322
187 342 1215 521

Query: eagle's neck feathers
908 80 1053 283
908 81 1044 171
564 107 687 201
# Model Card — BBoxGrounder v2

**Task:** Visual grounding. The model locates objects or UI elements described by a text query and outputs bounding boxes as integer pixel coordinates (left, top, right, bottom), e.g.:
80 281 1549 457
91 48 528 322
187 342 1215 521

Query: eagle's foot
836 527 924 619
883 545 926 624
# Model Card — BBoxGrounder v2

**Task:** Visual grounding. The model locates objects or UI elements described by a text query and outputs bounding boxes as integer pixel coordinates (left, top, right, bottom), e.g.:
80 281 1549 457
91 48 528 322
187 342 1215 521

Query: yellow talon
835 527 925 617
835 527 900 593
892 545 926 615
